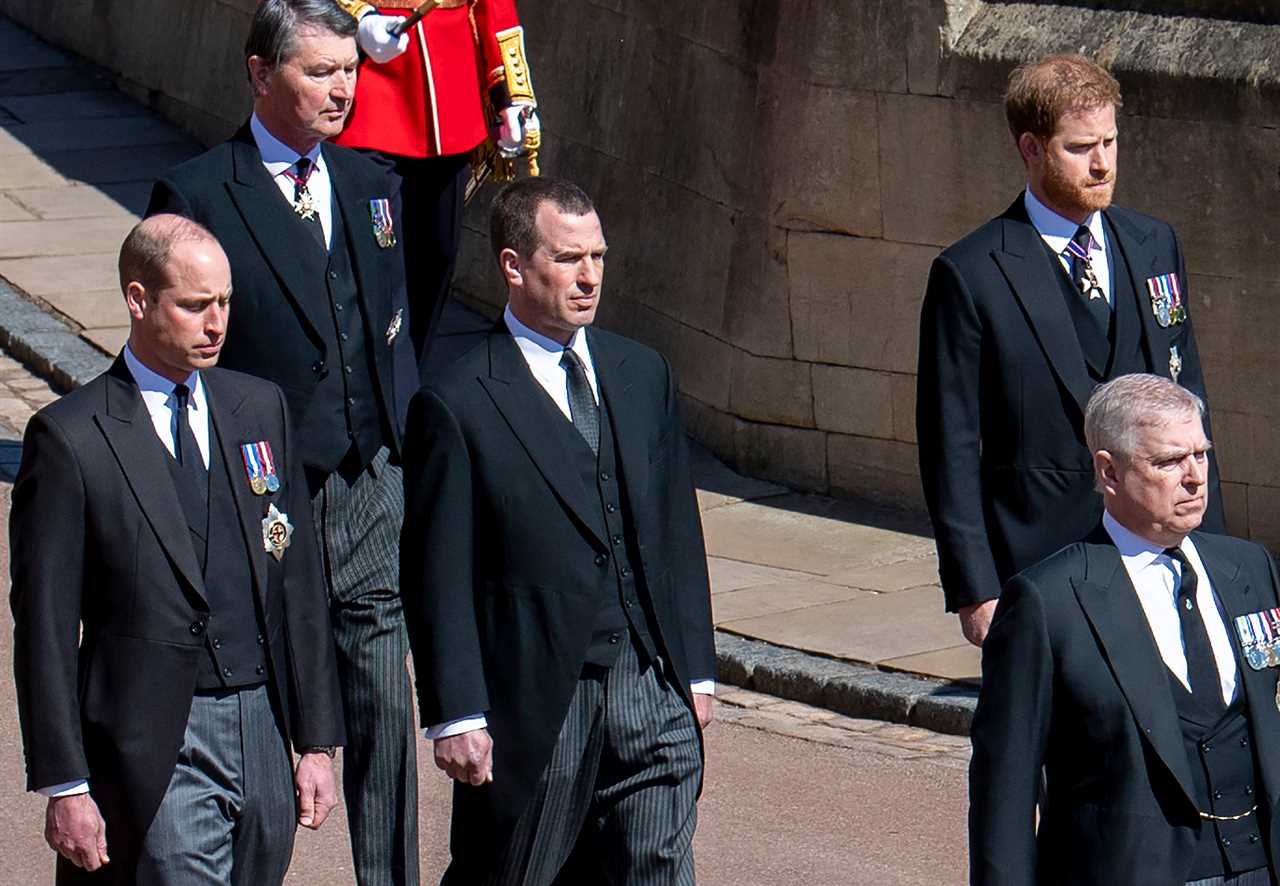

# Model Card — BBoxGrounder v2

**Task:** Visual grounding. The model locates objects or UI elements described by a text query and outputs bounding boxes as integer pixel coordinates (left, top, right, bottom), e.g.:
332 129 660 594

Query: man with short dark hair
146 2 418 882
917 53 1223 648
971 372 1280 886
12 214 343 886
401 177 715 884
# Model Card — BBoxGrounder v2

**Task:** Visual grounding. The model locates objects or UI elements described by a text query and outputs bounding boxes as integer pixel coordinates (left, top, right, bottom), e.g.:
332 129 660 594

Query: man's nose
1184 454 1207 487
333 70 355 101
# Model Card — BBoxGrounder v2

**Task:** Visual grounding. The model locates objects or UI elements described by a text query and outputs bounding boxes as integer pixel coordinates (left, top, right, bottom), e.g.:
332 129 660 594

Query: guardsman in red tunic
335 0 539 376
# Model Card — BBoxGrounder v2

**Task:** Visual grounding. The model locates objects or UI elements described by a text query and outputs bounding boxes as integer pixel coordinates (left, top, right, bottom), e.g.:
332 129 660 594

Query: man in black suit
401 177 716 884
145 2 418 882
971 372 1278 886
11 215 344 885
917 53 1224 647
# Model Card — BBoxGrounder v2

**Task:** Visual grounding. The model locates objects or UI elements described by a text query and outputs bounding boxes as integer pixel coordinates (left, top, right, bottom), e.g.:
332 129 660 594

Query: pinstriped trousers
482 634 702 886
313 447 419 886
1187 869 1273 886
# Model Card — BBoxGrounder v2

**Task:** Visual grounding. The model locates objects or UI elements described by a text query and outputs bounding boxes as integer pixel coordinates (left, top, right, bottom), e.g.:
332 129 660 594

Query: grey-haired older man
971 373 1280 886
147 1 417 882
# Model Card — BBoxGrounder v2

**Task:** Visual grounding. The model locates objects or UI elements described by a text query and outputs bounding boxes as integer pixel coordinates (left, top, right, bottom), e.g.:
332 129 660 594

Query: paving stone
0 89 149 123
706 557 820 595
0 193 34 221
37 143 202 185
0 252 118 296
6 185 143 221
0 115 188 156
0 151 65 189
881 644 981 684
36 289 126 330
0 65 112 98
825 556 940 593
721 586 966 665
755 700 836 722
0 215 133 258
712 579 871 624
81 326 127 357
0 33 73 72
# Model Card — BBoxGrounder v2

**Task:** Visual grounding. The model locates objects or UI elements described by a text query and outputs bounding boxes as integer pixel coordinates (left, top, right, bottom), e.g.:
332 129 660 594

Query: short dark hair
1005 53 1122 142
245 0 356 69
489 177 596 261
119 214 221 294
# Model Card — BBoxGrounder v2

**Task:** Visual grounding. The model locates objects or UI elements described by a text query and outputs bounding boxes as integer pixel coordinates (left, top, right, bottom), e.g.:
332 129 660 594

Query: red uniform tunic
335 0 523 159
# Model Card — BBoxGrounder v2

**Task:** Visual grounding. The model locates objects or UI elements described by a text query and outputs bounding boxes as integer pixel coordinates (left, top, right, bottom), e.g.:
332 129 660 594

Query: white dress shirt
38 346 210 798
250 113 333 250
1025 187 1113 309
425 310 713 742
1104 511 1238 704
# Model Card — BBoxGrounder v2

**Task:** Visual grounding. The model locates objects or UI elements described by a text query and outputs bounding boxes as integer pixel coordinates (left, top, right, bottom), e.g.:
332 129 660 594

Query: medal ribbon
240 442 264 482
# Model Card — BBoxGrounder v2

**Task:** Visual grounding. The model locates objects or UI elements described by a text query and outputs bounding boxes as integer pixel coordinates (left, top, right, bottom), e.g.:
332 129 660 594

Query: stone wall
4 0 1280 543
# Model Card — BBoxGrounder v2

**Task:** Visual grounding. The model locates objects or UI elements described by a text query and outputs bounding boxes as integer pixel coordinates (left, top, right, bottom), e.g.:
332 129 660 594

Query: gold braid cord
334 0 375 20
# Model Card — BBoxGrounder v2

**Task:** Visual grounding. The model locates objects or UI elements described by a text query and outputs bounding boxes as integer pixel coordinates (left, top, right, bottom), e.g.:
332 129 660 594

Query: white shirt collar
122 342 202 404
504 304 593 366
1024 186 1106 257
250 112 324 176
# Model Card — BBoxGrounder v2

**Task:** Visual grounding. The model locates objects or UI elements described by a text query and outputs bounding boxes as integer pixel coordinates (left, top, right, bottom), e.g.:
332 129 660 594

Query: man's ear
124 281 148 322
1016 132 1043 167
498 247 523 288
247 55 272 98
1095 449 1120 495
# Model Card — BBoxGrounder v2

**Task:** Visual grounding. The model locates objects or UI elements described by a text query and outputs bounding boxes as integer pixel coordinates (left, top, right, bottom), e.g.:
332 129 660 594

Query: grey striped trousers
313 448 419 886
482 635 703 886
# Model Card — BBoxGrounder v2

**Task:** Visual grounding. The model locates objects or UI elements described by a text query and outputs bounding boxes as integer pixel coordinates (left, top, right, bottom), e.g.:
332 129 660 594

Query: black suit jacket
10 360 344 883
400 326 716 860
969 528 1280 885
917 196 1224 612
145 125 404 478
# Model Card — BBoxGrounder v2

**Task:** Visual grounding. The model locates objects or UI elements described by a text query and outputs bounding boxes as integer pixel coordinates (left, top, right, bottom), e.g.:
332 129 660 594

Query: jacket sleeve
10 411 90 791
968 573 1053 886
275 384 346 749
917 254 1002 611
471 0 534 105
145 176 195 221
399 388 491 726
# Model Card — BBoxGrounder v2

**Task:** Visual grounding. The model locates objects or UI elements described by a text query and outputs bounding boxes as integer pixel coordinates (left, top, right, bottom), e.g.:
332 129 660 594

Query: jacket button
312 360 325 375
620 567 631 578
1222 838 1232 847
1250 834 1260 844
609 634 620 645
212 638 222 650
594 554 607 566
1214 790 1223 800
600 472 611 482
329 270 338 280
1241 736 1249 747
190 621 205 636
606 503 617 513
257 634 265 646
1203 743 1213 752
222 667 233 678
1246 786 1254 795
255 665 265 676
613 535 623 545
625 599 634 608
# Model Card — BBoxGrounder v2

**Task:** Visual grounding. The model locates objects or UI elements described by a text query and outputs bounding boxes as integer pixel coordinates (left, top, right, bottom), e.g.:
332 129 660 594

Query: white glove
357 14 410 64
496 105 540 157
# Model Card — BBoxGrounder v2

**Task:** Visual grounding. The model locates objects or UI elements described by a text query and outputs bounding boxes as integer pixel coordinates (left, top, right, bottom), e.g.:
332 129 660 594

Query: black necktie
173 383 208 494
1069 225 1111 332
292 158 325 250
561 349 599 455
1166 546 1223 709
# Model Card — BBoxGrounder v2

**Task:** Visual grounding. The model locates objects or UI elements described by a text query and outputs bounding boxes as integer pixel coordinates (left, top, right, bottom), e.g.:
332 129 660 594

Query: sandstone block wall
4 0 1280 544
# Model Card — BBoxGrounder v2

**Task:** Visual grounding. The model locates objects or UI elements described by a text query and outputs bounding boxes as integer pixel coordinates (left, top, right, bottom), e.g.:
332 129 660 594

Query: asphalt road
0 379 970 885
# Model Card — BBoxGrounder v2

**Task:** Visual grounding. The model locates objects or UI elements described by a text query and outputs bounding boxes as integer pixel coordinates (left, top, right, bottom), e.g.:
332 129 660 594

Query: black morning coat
10 361 343 884
399 326 717 862
917 197 1224 613
970 527 1280 885
145 124 406 480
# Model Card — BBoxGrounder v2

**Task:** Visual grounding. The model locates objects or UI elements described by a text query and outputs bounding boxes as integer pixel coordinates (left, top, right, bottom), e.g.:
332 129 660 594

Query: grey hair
245 0 356 71
1084 373 1205 464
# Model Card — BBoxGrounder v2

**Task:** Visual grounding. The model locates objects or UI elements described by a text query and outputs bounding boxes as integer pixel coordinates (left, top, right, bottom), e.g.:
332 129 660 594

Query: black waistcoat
1042 220 1146 382
1167 642 1268 877
164 428 267 690
298 200 390 480
563 393 663 668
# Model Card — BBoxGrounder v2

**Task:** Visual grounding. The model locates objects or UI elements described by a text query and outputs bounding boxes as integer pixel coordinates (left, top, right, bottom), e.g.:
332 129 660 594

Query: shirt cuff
38 780 89 798
690 680 715 695
425 714 488 741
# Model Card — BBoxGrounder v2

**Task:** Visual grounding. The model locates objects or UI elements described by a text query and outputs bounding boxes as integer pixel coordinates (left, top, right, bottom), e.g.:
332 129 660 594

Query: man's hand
45 794 109 871
959 599 999 647
693 694 714 729
357 14 410 63
434 728 493 786
294 752 338 829
495 105 540 157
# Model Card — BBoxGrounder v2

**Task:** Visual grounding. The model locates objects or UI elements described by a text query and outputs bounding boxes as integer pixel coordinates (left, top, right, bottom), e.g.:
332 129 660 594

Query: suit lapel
326 146 390 347
203 371 268 609
94 358 207 605
479 332 609 550
992 198 1094 414
1104 208 1166 378
1071 534 1198 810
224 127 329 341
592 332 649 505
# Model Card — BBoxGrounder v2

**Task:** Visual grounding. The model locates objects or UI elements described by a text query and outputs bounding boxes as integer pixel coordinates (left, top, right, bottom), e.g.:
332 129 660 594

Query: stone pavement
0 15 980 733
